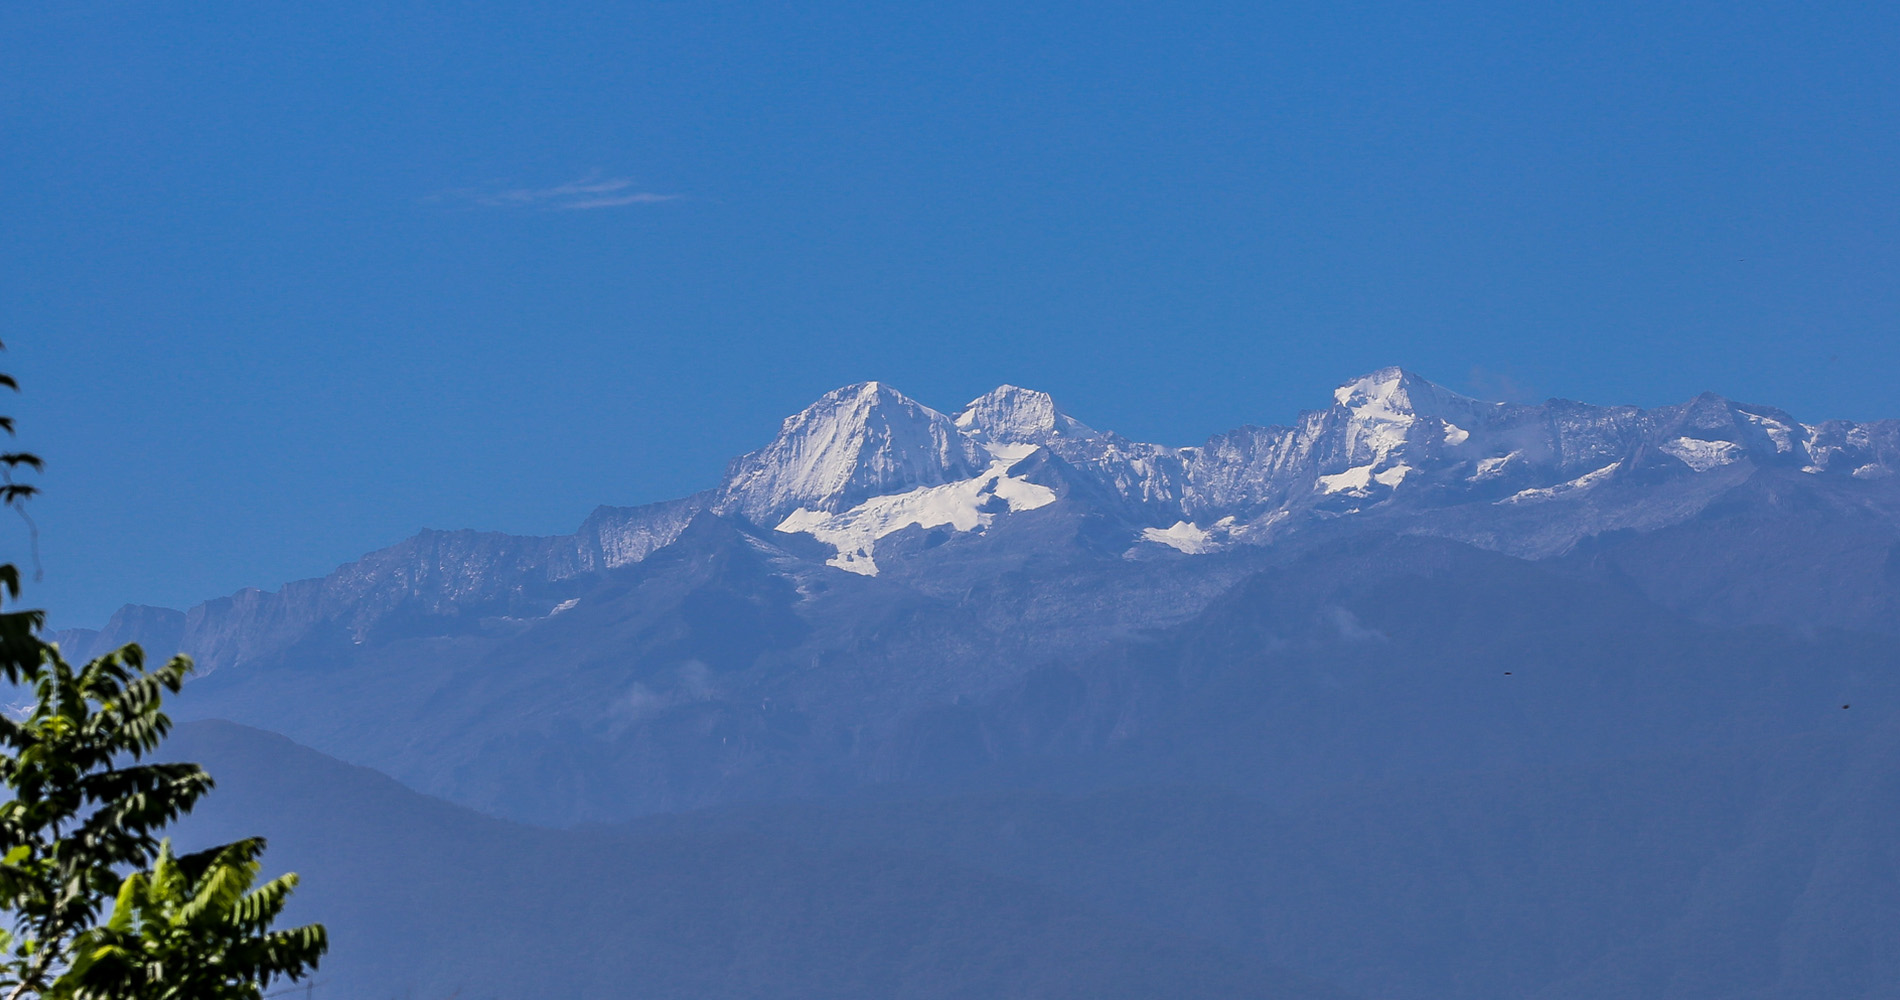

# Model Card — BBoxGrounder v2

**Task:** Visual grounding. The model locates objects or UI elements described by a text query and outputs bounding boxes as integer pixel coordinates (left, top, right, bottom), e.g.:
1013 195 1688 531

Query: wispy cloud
561 191 678 210
1465 366 1540 404
429 172 681 211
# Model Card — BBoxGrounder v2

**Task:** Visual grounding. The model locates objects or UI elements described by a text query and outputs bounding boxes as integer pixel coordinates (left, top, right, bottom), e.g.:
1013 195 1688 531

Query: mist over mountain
52 369 1900 999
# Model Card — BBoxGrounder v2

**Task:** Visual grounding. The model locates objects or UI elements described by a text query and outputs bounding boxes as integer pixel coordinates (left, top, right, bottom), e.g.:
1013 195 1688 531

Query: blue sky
4 1 1897 625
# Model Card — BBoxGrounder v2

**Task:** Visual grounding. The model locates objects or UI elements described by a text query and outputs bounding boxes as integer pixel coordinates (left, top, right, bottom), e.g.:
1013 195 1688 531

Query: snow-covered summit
955 385 1096 451
956 385 1185 511
1333 366 1487 417
1176 368 1514 516
715 381 988 524
1323 367 1496 471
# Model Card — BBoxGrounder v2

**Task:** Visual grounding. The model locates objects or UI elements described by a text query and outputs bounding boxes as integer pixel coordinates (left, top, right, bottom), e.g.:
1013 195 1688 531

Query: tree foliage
59 838 326 1000
0 348 323 998
0 636 211 998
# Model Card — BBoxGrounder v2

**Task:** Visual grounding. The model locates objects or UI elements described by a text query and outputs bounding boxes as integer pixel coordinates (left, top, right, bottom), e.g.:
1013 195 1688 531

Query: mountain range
50 368 1900 999
64 366 1900 661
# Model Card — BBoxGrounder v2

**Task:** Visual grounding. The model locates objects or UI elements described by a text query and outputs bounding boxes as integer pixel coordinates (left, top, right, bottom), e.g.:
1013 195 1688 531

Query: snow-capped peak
715 381 989 525
706 368 1897 572
1332 367 1486 421
1314 367 1495 480
955 385 1096 452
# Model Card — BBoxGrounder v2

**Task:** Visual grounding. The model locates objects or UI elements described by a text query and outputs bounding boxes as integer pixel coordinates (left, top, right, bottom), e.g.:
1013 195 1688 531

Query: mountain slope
630 726 1900 1000
160 721 1353 1000
158 713 1900 1000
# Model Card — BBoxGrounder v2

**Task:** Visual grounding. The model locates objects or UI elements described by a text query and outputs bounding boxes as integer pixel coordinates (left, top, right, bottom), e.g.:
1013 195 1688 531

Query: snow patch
1142 521 1215 554
775 460 1058 575
1471 453 1518 481
1659 437 1744 472
1317 463 1411 496
1499 462 1621 504
1317 464 1375 494
1442 422 1470 445
1376 465 1412 487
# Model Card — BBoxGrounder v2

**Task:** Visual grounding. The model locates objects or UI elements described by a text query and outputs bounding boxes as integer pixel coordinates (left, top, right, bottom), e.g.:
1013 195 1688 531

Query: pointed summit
1332 367 1483 419
954 385 1096 451
1308 368 1503 484
715 382 988 525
